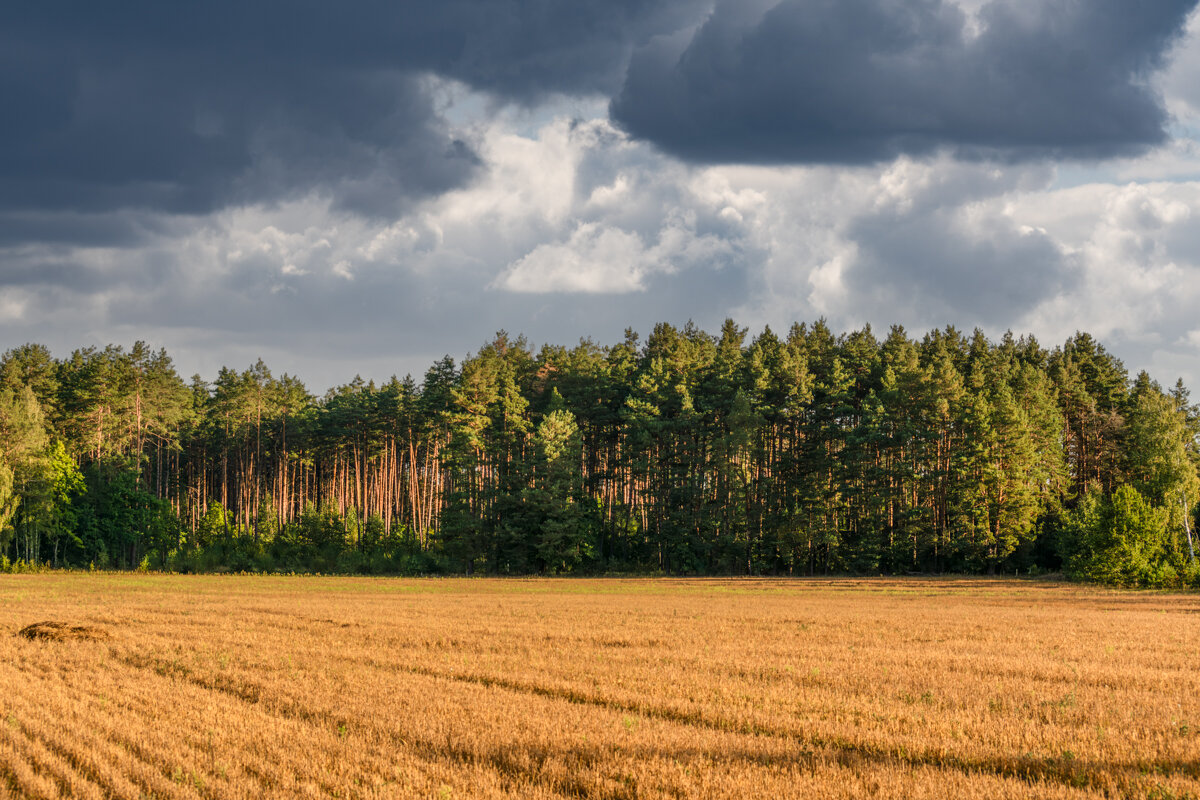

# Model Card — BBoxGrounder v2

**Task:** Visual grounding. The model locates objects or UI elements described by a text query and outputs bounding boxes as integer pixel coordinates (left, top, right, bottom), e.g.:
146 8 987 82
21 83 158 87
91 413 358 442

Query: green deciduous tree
1124 380 1200 561
1065 484 1170 586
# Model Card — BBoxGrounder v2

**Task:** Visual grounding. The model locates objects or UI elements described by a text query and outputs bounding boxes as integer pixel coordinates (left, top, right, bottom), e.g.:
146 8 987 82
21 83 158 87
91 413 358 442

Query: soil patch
17 621 110 642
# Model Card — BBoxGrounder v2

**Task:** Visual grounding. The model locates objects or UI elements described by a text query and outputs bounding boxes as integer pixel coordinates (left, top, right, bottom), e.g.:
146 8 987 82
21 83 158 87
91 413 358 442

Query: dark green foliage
1 322 1198 584
74 459 177 569
1062 485 1179 587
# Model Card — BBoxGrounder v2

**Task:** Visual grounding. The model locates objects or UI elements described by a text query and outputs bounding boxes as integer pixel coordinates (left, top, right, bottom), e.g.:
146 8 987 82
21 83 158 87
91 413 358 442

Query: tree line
0 321 1197 586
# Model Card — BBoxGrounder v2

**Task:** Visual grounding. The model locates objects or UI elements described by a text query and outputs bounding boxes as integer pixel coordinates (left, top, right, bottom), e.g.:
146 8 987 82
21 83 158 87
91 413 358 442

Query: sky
3 0 1200 392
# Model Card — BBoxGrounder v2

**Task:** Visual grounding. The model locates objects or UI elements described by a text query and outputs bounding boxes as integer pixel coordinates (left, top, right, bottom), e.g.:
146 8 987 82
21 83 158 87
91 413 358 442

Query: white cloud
1161 6 1200 122
0 291 27 322
496 208 738 294
495 223 652 293
1012 180 1200 344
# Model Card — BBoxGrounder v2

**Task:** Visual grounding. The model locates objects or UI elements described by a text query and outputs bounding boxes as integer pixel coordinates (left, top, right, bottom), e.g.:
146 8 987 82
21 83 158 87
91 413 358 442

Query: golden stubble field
0 575 1197 799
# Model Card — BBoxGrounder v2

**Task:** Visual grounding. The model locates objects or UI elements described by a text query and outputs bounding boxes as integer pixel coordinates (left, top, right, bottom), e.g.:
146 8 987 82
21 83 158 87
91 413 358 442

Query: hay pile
17 621 109 642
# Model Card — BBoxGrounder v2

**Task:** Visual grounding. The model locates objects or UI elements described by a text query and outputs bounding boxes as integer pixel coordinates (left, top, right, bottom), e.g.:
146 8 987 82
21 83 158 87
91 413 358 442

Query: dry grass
0 575 1197 799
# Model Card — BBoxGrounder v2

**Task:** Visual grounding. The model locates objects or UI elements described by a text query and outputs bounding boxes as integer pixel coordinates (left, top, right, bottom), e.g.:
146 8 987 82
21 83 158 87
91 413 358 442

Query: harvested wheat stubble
0 575 1198 799
16 621 109 642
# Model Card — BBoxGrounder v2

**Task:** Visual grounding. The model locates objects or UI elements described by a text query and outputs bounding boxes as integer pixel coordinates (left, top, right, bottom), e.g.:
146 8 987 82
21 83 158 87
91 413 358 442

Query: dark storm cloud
611 0 1199 164
0 261 107 292
846 209 1071 326
840 165 1073 325
0 0 704 224
0 211 165 248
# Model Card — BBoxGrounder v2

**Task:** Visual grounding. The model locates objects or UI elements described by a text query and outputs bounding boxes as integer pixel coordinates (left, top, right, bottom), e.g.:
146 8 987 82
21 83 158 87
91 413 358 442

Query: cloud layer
2 1 1200 393
0 0 706 221
613 0 1197 163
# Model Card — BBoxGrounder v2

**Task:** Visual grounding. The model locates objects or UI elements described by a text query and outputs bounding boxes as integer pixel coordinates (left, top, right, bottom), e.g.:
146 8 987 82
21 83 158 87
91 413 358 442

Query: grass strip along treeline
0 320 1197 585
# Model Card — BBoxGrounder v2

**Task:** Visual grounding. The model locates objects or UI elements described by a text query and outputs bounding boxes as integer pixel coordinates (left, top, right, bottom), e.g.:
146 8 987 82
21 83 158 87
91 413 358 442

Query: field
0 576 1198 799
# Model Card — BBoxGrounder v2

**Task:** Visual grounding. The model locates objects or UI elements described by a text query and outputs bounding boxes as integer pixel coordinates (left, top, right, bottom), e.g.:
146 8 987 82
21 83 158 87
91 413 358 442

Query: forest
0 320 1197 586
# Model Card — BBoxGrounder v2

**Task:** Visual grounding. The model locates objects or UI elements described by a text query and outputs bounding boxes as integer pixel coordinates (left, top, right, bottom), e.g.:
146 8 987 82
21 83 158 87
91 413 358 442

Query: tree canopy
1 324 1197 586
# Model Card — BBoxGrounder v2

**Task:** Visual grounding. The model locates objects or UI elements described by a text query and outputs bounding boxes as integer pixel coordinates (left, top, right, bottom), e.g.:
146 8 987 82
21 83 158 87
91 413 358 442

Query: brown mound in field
17 621 110 642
